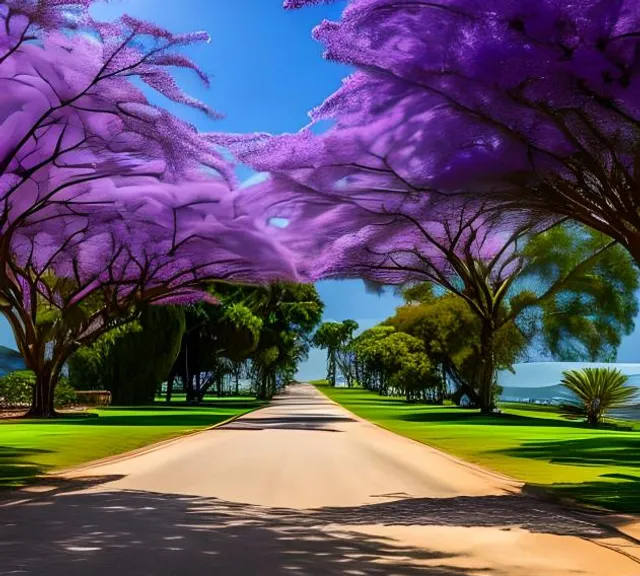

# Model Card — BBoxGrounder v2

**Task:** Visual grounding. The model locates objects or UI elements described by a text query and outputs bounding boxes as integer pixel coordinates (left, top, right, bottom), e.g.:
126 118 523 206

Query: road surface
0 383 638 575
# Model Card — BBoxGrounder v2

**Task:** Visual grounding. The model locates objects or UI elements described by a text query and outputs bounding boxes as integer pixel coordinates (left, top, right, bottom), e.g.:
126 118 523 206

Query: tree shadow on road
223 415 357 432
0 489 478 576
0 481 622 576
313 494 609 537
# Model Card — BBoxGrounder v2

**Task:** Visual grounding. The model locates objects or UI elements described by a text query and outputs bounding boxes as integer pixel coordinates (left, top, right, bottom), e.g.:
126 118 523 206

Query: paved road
0 384 638 575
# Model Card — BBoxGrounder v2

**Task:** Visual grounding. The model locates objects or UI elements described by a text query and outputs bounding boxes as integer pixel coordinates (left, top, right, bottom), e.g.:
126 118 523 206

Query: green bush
0 371 77 408
54 377 77 407
561 367 637 426
0 370 34 407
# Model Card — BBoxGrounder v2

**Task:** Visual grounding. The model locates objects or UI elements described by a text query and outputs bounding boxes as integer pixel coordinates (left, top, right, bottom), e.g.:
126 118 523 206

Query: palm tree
560 368 637 426
313 320 359 387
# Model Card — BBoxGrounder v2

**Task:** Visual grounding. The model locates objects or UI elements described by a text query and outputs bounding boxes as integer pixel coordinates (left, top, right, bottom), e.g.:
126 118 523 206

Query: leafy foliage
69 306 185 405
561 368 637 426
249 283 324 399
268 0 640 265
228 1 640 412
521 227 639 361
54 378 78 408
0 370 34 407
165 283 324 402
386 293 524 406
351 326 442 402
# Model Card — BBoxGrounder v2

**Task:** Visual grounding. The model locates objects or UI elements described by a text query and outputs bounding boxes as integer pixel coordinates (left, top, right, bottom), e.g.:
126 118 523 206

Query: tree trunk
166 372 175 403
329 350 336 387
234 370 240 396
478 321 497 414
26 371 57 418
256 371 268 400
185 374 196 403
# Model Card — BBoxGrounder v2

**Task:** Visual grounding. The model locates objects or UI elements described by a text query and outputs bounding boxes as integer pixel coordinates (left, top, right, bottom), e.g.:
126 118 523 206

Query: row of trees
6 0 640 416
314 223 638 410
312 320 359 387
0 1 316 416
67 283 323 404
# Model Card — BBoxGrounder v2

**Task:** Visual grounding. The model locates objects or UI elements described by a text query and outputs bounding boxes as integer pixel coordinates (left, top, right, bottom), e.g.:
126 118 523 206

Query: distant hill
498 362 640 419
498 362 640 389
0 346 25 377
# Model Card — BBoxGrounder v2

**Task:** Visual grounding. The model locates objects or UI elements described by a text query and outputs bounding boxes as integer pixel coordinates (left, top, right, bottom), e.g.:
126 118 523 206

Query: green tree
313 320 359 387
164 283 323 402
251 283 324 399
166 298 262 402
396 222 639 412
387 292 525 406
0 370 76 409
351 326 440 401
69 305 185 405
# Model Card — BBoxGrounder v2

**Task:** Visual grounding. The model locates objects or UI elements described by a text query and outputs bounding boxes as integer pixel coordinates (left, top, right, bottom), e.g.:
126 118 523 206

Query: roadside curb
311 383 640 549
313 383 520 487
0 402 268 508
57 408 259 475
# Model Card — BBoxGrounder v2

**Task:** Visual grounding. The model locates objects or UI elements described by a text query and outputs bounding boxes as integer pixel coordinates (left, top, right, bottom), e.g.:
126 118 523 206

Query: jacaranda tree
222 1 640 411
270 0 640 275
0 2 299 416
233 180 638 411
269 0 640 264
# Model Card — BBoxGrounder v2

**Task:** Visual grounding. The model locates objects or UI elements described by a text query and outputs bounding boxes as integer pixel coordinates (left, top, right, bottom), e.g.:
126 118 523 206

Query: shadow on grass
501 436 640 512
536 474 640 513
157 400 265 410
500 436 640 467
399 410 632 430
30 413 241 428
16 401 264 428
0 487 617 575
0 446 53 489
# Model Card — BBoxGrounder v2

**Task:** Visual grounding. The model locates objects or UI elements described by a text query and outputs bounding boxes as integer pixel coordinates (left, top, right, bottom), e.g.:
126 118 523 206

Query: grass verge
0 397 264 489
313 381 640 513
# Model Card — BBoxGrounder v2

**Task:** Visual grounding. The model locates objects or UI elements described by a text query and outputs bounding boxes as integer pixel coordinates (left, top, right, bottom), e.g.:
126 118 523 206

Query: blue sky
0 0 637 378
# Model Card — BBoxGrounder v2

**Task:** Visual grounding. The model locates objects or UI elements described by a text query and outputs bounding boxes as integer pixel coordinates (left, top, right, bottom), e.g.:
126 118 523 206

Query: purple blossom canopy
230 0 640 275
0 0 302 322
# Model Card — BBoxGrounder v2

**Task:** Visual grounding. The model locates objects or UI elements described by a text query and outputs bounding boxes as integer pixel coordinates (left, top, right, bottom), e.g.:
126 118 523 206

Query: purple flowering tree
271 0 640 262
217 0 640 409
0 2 297 416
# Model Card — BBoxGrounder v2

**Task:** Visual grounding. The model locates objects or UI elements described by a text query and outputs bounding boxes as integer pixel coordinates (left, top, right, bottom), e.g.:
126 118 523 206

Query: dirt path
0 383 637 575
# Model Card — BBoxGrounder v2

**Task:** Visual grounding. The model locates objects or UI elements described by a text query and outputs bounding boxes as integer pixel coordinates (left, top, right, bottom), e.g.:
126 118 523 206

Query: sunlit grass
315 381 640 512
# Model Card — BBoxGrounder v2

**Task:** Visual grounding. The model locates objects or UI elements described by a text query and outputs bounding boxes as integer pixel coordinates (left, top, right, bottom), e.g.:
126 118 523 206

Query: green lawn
314 381 640 512
0 398 264 489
